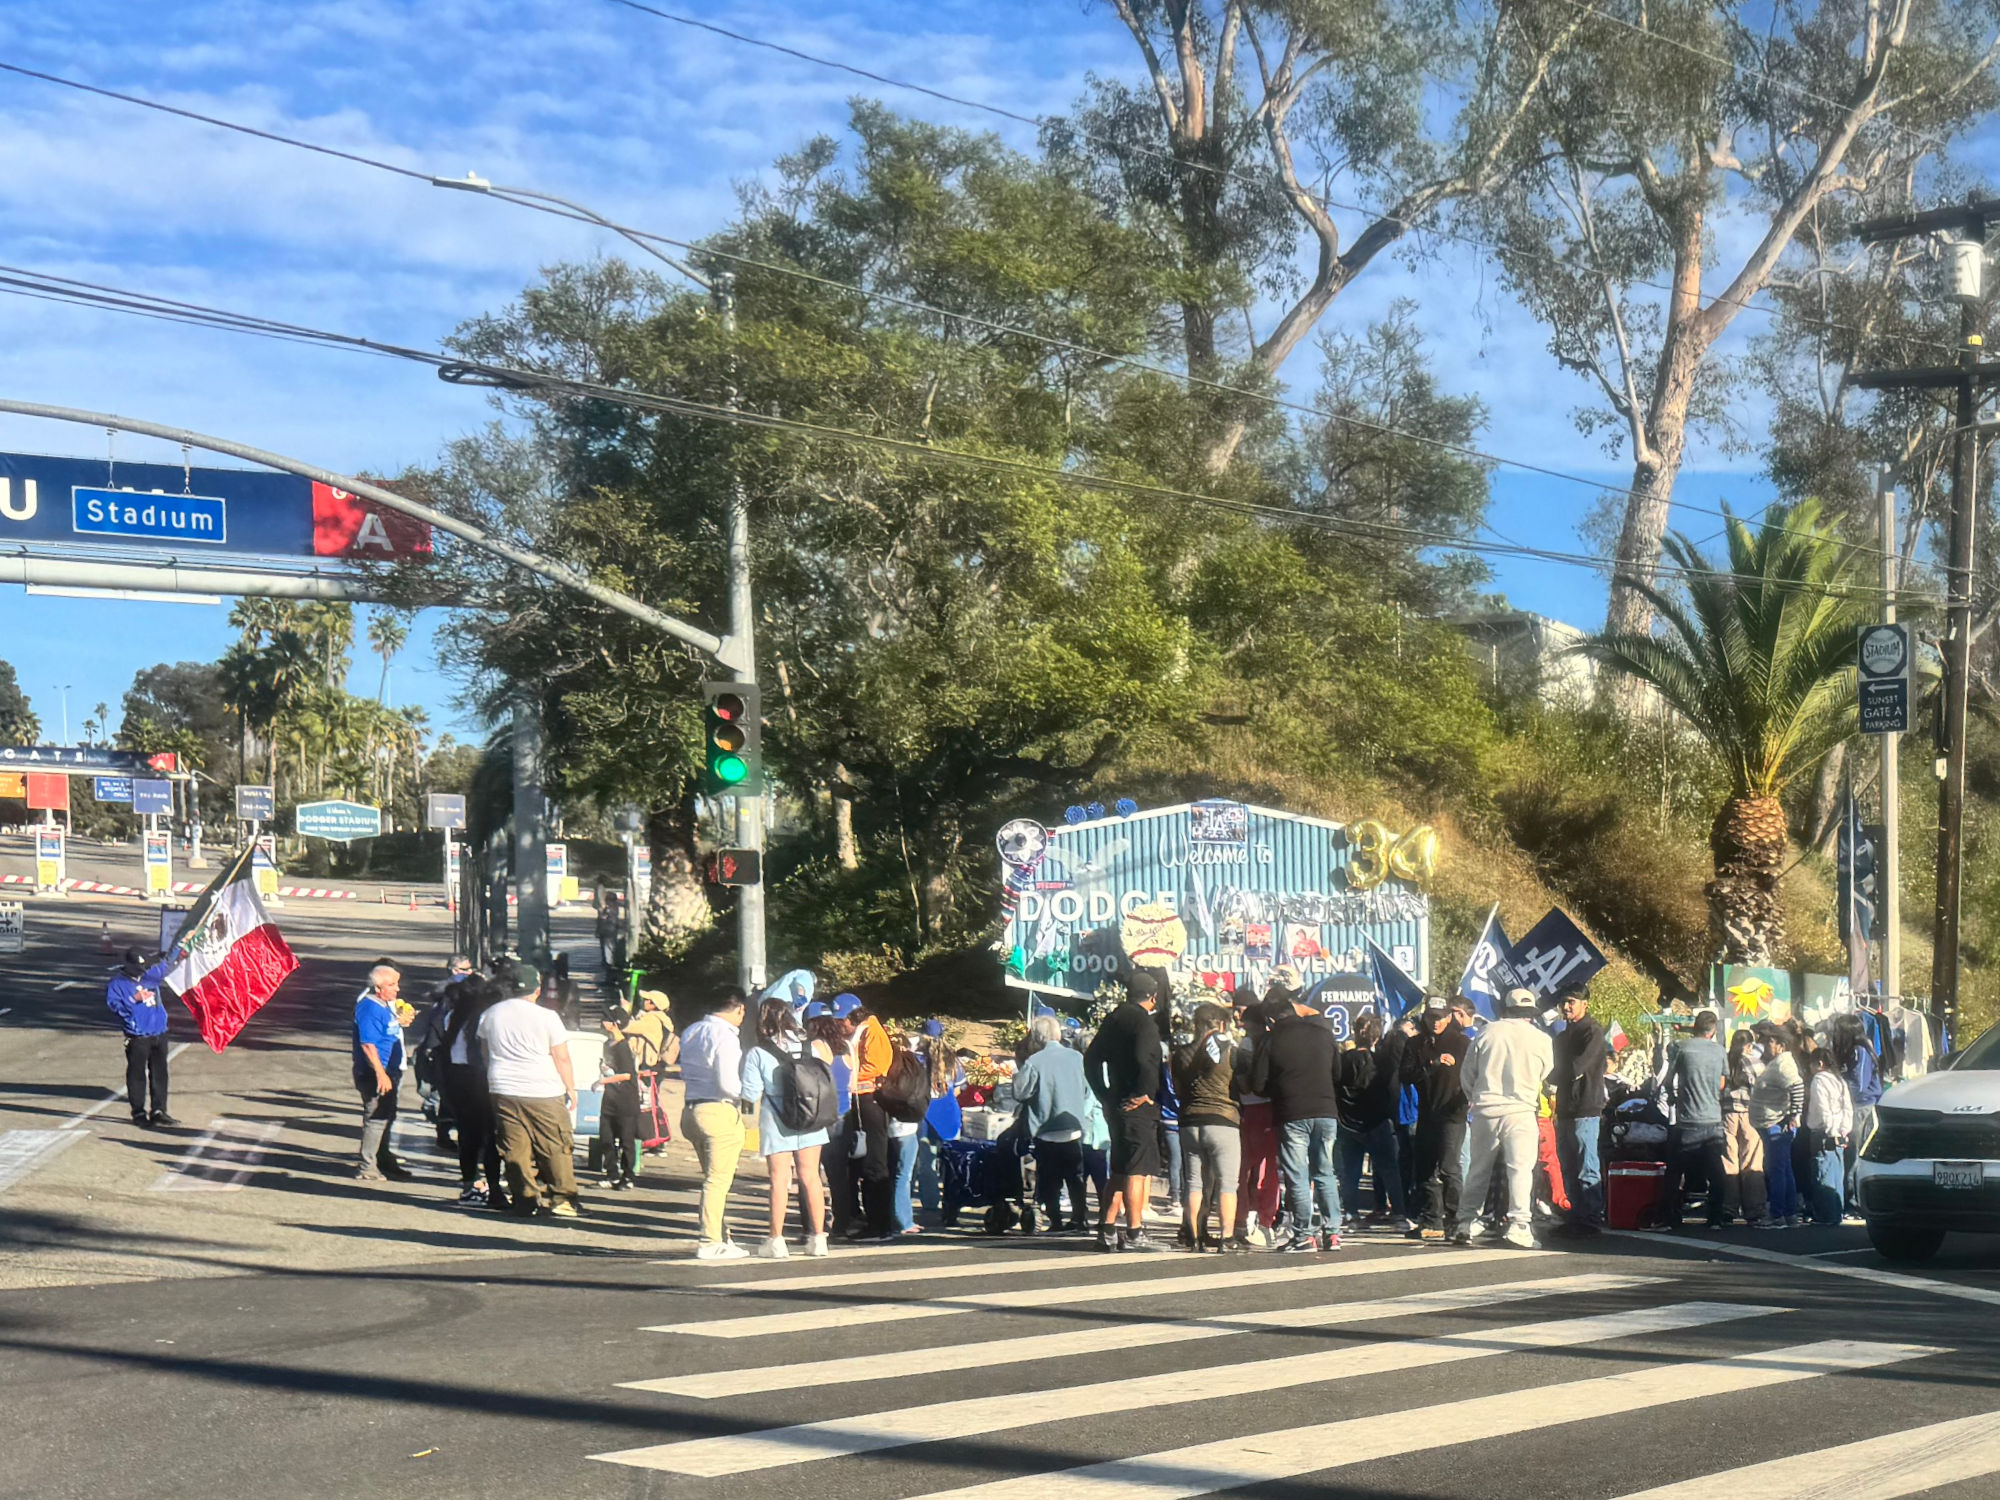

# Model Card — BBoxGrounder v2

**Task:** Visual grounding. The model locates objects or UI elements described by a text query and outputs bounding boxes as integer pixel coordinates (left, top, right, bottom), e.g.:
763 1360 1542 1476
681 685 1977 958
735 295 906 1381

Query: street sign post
34 827 63 895
144 829 171 899
425 793 466 831
234 784 275 822
252 834 280 901
546 843 569 908
295 800 382 842
1859 623 1911 735
0 900 23 954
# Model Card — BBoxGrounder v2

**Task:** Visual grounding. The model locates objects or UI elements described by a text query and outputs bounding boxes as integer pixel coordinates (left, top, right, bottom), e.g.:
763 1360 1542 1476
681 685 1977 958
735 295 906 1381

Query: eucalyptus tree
1058 0 1587 472
1479 0 2000 649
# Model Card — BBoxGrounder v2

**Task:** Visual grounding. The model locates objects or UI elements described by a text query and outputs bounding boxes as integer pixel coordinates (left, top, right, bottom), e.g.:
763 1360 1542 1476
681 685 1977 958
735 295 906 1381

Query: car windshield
1953 1026 2000 1070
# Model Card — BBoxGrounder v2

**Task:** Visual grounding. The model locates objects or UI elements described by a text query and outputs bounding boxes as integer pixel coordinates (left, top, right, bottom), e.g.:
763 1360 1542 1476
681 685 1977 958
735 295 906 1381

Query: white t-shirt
478 998 569 1098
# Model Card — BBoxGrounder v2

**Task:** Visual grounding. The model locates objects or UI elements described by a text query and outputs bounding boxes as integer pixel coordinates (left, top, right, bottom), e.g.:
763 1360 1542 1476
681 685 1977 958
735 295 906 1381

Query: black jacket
1401 1019 1470 1123
1552 1014 1610 1118
1249 1012 1344 1126
1337 1033 1403 1131
1084 1000 1162 1106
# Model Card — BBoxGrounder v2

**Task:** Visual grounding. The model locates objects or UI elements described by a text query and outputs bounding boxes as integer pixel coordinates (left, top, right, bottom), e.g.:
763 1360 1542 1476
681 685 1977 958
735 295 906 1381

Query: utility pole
1850 196 2000 1042
1878 466 1901 999
713 273 766 996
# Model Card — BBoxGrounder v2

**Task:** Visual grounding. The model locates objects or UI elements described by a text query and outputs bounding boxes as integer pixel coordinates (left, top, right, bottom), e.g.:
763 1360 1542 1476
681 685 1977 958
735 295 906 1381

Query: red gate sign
25 773 68 811
311 482 433 558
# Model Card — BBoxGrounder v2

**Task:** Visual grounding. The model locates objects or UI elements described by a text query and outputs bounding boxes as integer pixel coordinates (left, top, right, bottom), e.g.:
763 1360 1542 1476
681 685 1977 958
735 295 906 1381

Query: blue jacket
106 962 171 1037
1014 1043 1093 1139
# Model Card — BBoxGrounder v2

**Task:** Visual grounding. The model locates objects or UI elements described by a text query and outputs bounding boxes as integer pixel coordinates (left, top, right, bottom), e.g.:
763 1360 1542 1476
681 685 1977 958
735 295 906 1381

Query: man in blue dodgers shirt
353 962 415 1182
106 947 178 1128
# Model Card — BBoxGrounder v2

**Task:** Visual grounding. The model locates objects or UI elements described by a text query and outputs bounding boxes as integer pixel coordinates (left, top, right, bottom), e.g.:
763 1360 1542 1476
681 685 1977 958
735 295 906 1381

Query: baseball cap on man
1503 987 1539 1013
1421 995 1452 1016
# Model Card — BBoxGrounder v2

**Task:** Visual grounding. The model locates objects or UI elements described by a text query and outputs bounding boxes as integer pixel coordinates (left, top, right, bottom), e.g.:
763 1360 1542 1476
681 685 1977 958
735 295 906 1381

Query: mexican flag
164 845 298 1052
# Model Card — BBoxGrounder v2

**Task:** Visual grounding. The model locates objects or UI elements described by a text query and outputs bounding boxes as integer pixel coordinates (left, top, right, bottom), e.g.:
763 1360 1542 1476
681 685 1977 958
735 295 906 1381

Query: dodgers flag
1457 904 1512 1019
1365 936 1427 1020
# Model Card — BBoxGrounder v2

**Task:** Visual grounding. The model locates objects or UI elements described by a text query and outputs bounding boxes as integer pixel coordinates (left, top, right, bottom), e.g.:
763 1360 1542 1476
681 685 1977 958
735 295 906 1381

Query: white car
1855 1028 2000 1262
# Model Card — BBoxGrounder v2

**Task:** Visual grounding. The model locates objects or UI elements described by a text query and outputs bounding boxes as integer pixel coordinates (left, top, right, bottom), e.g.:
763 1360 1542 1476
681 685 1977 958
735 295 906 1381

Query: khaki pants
1721 1110 1769 1222
682 1100 745 1244
493 1094 578 1209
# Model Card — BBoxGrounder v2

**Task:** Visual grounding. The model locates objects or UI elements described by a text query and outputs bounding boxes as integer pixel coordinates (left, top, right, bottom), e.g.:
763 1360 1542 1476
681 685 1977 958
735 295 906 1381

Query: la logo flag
163 844 298 1051
1457 904 1511 1020
1365 936 1426 1019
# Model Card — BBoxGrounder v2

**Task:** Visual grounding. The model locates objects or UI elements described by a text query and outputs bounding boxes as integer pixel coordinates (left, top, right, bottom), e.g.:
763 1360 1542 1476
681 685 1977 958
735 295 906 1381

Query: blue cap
922 1019 945 1038
831 992 862 1019
802 999 833 1021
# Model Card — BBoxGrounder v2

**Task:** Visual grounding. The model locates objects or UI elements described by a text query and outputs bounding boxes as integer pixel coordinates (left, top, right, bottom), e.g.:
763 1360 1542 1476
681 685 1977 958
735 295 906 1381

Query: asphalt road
5 1220 2000 1500
6 900 2000 1499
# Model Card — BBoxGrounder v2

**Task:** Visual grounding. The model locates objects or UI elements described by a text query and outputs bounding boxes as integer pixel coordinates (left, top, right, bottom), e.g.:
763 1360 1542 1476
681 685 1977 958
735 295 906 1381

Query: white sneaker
806 1233 830 1258
694 1240 751 1261
754 1237 790 1259
1503 1224 1537 1251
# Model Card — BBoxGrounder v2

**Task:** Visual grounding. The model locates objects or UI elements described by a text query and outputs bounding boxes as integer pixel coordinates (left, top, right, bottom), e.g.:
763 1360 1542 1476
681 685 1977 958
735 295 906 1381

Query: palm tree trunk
1707 794 1788 965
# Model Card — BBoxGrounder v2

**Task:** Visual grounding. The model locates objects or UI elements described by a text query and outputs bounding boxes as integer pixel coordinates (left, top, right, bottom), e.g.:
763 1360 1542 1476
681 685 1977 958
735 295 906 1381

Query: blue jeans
1335 1119 1405 1219
1763 1126 1798 1218
1163 1124 1183 1207
1809 1137 1844 1225
1556 1116 1603 1226
1279 1117 1341 1234
889 1131 919 1231
916 1128 942 1212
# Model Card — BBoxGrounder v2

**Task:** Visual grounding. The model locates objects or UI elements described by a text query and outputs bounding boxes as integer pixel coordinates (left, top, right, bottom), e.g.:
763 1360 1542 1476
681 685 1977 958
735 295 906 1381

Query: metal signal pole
713 274 766 996
1878 467 1901 999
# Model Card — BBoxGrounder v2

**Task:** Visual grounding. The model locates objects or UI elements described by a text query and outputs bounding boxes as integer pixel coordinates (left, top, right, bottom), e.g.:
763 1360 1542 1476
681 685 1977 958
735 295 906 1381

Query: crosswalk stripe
0 1129 85 1193
150 1118 284 1192
892 1338 1942 1500
594 1297 1771 1474
622 1271 1663 1398
644 1245 1545 1337
701 1239 1430 1292
1609 1409 2000 1499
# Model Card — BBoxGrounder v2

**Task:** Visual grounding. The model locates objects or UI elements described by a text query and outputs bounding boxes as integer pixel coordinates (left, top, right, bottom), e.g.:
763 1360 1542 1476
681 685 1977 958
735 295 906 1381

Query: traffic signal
701 681 763 794
707 848 763 887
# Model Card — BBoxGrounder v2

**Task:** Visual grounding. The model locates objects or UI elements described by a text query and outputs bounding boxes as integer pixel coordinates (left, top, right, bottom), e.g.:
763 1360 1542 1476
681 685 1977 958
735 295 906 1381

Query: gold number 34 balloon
1345 821 1439 889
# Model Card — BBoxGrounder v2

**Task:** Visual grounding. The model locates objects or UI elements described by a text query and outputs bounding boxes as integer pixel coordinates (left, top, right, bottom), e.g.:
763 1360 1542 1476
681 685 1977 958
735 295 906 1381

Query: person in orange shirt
838 993 897 1240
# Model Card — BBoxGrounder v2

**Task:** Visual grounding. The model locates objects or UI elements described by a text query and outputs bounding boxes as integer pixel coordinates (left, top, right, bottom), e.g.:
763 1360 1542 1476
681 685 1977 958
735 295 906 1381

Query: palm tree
1584 499 1865 965
367 610 410 706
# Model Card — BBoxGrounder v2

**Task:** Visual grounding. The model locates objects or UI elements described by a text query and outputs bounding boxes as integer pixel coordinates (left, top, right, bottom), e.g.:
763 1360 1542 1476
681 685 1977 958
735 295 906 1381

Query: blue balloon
1086 801 1106 819
1114 797 1138 817
1064 805 1088 824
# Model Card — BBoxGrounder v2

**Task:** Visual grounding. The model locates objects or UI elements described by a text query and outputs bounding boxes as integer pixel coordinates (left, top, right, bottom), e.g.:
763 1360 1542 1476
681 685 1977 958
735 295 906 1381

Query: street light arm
0 399 744 669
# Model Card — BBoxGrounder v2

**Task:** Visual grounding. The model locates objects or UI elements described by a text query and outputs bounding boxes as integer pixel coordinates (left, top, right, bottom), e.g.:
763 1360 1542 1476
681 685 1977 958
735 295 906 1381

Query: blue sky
0 0 1787 746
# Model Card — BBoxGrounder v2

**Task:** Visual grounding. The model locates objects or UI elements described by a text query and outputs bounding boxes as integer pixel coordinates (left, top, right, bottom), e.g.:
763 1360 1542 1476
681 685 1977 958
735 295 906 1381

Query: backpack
763 1042 839 1134
880 1044 931 1123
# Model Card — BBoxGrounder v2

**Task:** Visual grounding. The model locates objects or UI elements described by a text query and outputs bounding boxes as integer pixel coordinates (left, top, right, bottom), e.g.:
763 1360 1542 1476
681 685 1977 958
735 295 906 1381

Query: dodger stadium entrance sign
999 799 1429 1002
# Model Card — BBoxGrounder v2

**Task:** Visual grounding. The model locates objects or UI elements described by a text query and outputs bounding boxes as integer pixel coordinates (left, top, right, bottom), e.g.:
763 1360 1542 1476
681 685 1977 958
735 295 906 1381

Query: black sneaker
1282 1231 1322 1253
149 1112 180 1127
1449 1230 1474 1246
131 1114 151 1127
379 1162 417 1183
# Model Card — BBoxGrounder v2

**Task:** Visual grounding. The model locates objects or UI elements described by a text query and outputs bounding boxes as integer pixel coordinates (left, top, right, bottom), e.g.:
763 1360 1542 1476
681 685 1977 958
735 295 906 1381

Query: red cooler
1605 1161 1668 1229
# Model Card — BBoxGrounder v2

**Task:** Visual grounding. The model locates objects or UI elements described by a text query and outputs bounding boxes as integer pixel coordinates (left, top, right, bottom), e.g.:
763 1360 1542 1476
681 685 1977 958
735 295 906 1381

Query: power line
0 260 1925 606
594 1 1970 354
0 60 1920 568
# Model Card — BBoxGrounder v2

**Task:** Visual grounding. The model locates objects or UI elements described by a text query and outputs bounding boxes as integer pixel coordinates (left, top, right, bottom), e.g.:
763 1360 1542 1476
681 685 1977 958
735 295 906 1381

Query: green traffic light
714 754 749 785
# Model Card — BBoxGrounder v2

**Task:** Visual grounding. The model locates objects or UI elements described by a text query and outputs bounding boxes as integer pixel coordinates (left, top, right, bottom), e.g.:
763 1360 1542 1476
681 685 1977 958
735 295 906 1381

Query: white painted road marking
1611 1409 2000 1498
625 1272 1663 1399
594 1299 1772 1475
892 1340 1942 1500
60 1041 192 1130
644 1245 1545 1338
1618 1228 2000 1309
0 1129 87 1192
150 1117 284 1192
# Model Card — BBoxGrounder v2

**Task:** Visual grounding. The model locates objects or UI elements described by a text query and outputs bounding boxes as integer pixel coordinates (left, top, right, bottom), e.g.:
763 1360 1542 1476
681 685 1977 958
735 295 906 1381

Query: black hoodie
1249 1010 1343 1125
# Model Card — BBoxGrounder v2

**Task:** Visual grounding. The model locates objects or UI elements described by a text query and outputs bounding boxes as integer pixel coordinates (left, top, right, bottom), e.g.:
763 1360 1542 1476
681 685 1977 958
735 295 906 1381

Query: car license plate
1934 1161 1985 1190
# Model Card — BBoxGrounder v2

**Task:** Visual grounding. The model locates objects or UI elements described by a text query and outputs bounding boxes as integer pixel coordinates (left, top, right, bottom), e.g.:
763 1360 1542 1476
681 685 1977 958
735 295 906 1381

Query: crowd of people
323 946 1895 1254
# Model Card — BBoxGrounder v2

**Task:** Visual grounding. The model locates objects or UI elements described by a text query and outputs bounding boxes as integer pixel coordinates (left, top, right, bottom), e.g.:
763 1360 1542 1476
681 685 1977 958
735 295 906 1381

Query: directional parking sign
234 784 275 822
1858 623 1910 735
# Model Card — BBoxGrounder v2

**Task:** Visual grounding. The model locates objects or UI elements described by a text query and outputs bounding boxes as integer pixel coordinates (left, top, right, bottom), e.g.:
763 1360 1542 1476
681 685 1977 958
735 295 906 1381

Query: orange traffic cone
408 889 418 912
99 921 113 955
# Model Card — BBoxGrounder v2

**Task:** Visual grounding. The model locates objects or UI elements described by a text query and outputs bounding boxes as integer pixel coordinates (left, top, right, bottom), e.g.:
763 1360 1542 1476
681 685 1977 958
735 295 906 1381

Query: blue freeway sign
234 784 275 822
73 487 226 545
132 779 173 815
92 776 133 803
295 799 382 842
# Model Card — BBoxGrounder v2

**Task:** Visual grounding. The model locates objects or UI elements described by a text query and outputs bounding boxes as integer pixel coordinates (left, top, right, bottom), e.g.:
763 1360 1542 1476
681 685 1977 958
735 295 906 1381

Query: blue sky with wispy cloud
0 0 1779 742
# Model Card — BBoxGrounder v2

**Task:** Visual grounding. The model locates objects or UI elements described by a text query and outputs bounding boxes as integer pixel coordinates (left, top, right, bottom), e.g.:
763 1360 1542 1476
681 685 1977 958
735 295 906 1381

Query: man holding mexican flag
162 844 299 1053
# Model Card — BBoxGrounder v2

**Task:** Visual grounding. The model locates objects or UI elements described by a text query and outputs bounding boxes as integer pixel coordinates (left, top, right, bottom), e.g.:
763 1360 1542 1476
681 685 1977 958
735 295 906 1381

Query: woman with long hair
439 975 507 1211
1719 1027 1769 1225
740 996 834 1258
1172 1002 1244 1251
